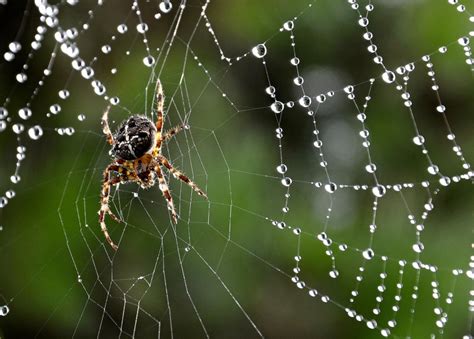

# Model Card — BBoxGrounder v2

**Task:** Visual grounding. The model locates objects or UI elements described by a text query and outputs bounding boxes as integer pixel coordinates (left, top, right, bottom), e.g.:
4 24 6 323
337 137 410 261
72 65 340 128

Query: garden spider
99 80 207 250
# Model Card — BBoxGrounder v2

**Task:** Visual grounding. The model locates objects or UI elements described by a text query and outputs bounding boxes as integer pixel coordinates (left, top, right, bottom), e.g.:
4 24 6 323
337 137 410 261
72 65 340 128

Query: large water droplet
298 95 311 107
251 44 267 58
0 107 8 119
0 305 9 316
270 101 284 113
136 23 149 33
372 185 386 197
363 248 375 260
18 107 32 120
143 55 155 67
159 1 173 13
413 135 425 146
28 125 43 140
382 70 396 83
283 20 294 31
324 182 337 193
276 164 287 174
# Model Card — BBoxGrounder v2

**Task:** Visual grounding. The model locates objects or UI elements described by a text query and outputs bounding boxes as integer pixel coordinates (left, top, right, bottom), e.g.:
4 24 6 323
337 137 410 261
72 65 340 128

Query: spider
99 80 207 250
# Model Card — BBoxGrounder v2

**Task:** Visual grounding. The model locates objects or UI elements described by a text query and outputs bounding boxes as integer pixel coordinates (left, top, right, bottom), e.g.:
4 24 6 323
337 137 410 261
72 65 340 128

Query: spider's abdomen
112 115 156 160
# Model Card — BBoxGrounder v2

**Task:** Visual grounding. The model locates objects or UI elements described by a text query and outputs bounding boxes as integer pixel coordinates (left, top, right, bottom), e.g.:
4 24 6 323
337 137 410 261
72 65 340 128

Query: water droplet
143 55 155 67
313 140 322 148
372 185 386 197
412 242 424 253
458 36 470 46
117 24 128 33
58 89 70 99
358 17 369 27
159 1 173 13
16 73 27 83
81 67 94 79
12 123 24 134
363 248 375 260
0 107 8 119
265 86 275 95
4 51 14 61
316 94 326 103
367 320 377 329
251 44 267 58
276 164 287 174
281 177 292 187
427 165 439 175
136 23 149 33
298 95 311 107
283 20 294 31
50 104 61 115
324 182 337 193
365 164 376 173
77 114 86 121
293 76 304 86
329 270 339 278
18 107 32 120
436 105 446 113
290 57 300 66
382 70 396 83
0 305 9 316
412 135 425 146
270 101 284 113
439 176 451 186
28 125 43 140
308 289 318 297
9 41 21 53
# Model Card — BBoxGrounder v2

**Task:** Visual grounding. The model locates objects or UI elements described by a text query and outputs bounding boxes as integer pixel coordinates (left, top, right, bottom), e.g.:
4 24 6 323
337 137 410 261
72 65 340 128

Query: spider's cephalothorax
99 80 207 250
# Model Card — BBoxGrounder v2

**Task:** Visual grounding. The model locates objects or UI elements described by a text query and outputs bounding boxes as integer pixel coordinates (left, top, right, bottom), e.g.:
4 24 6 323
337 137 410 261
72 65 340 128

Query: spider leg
157 154 208 199
156 124 186 150
153 163 179 224
99 164 135 250
101 105 114 145
155 79 165 134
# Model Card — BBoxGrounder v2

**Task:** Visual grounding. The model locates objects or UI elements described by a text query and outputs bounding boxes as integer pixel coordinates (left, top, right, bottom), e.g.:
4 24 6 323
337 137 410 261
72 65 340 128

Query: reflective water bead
308 289 318 297
117 24 128 34
412 242 424 253
159 1 173 13
143 55 155 67
436 105 446 113
363 32 373 40
298 95 311 107
6 190 15 198
316 94 326 103
77 114 86 121
439 176 451 186
363 248 375 260
9 41 21 53
16 73 27 83
281 177 292 187
427 165 439 175
412 135 425 145
81 67 94 79
358 17 369 27
0 197 7 208
10 175 21 183
367 320 377 329
283 20 294 31
50 104 61 114
136 23 149 33
28 125 43 140
12 123 24 134
276 164 287 174
58 89 70 99
18 107 32 120
101 45 111 54
458 36 469 46
0 107 8 119
270 101 284 113
251 44 267 58
290 57 300 66
265 86 275 95
365 164 376 173
382 70 396 83
324 182 337 193
4 51 14 61
313 140 322 148
293 76 304 86
339 244 348 251
0 305 9 316
329 270 339 278
372 185 386 197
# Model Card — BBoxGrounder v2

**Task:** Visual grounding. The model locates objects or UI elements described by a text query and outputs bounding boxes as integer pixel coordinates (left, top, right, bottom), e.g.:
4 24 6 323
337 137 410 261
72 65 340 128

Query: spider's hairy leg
101 105 114 145
153 163 179 223
99 164 133 250
155 79 164 134
157 154 208 199
156 124 186 150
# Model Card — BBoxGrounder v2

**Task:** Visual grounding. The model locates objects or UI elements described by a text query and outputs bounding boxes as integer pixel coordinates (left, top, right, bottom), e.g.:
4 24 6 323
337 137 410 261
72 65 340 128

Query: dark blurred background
0 0 473 338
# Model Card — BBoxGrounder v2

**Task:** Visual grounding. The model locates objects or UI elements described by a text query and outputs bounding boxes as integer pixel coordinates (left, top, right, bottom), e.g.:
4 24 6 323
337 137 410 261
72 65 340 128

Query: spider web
0 0 473 337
